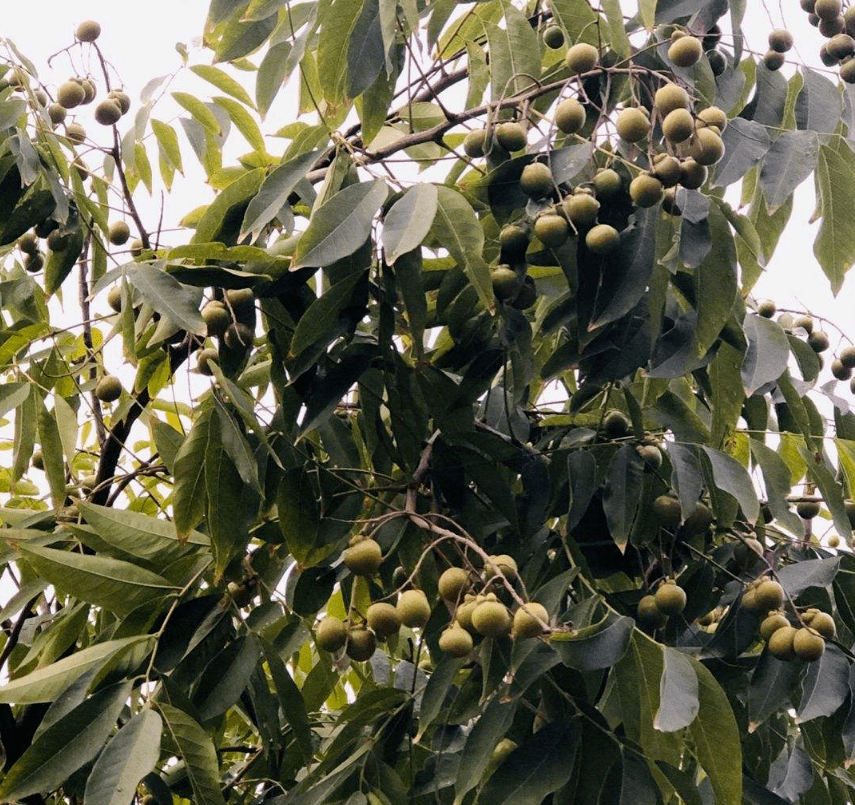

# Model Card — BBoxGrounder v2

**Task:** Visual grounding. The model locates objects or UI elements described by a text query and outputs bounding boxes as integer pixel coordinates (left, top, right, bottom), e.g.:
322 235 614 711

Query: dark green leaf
551 611 633 671
797 644 849 723
741 314 789 395
759 131 819 213
454 698 517 801
602 444 644 553
382 184 438 264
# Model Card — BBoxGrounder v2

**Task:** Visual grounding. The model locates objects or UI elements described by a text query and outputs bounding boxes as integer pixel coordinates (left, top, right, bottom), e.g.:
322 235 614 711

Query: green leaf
0 680 131 801
795 67 842 133
395 249 427 355
83 708 162 805
701 446 759 524
549 0 603 47
318 0 364 104
190 64 255 107
126 263 206 335
213 95 266 152
747 649 803 729
796 644 849 723
195 635 261 721
346 0 385 98
44 228 84 296
710 342 745 449
172 92 223 134
382 184 438 264
777 557 840 598
292 179 388 269
263 643 313 760
654 648 699 732
759 130 818 213
0 382 31 421
36 398 66 508
551 611 634 671
454 698 517 803
796 443 852 540
19 544 176 616
156 703 227 805
192 168 265 244
214 12 278 62
479 721 580 805
748 441 803 534
276 467 320 564
602 444 644 553
741 314 789 395
485 3 540 102
173 408 213 540
713 119 770 189
686 658 742 805
694 204 737 358
814 143 855 294
289 271 363 357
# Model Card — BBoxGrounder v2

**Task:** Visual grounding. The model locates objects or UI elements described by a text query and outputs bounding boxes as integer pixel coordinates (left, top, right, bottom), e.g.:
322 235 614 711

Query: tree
2 0 855 802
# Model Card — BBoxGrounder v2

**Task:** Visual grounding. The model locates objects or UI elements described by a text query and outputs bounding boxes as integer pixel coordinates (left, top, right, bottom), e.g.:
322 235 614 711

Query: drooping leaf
382 184 438 264
741 313 789 395
654 648 699 732
796 644 850 723
126 263 206 335
551 611 634 671
814 142 855 294
759 130 819 213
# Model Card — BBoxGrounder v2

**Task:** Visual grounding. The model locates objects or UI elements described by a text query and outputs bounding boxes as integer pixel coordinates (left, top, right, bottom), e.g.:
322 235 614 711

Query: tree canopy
2 1 855 803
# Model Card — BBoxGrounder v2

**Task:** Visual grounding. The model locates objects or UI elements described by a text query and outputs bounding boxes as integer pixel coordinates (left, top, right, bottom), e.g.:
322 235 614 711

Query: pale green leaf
191 64 255 107
382 183 438 264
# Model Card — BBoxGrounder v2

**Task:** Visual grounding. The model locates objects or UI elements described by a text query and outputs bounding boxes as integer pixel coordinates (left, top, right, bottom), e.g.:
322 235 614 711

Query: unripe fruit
499 224 529 258
46 228 69 251
397 589 431 628
225 287 255 316
17 232 38 255
794 315 814 333
615 107 650 143
24 253 43 273
637 444 663 469
819 15 845 36
593 168 622 199
793 627 825 661
768 29 794 53
760 612 790 641
757 299 776 318
129 239 144 257
487 554 518 578
662 108 694 143
439 626 474 657
810 611 836 639
585 223 620 254
630 174 664 208
654 582 686 616
224 322 254 350
366 602 401 639
343 538 383 576
438 567 469 602
603 410 630 438
512 602 549 638
106 286 123 313
668 36 702 67
463 129 487 158
94 99 122 126
108 220 130 246
683 503 713 535
66 122 87 144
492 266 521 300
565 43 599 74
57 81 85 109
815 0 842 21
563 193 600 227
832 358 852 381
661 188 681 215
95 375 122 402
688 128 724 166
840 345 855 368
821 44 840 66
654 84 690 116
802 608 820 625
316 616 347 652
471 600 512 638
697 105 727 132
519 162 554 198
455 595 479 632
47 103 66 125
652 155 682 188
679 158 707 189
346 627 376 661
534 213 569 248
31 449 44 471
763 51 785 71
637 594 668 628
107 90 131 114
80 80 96 105
543 24 565 49
555 98 586 134
495 122 526 152
707 49 727 75
197 347 219 376
808 330 830 352
755 579 785 611
75 20 101 42
653 495 682 528
843 57 855 83
829 534 841 548
797 500 821 519
767 625 797 660
202 302 231 337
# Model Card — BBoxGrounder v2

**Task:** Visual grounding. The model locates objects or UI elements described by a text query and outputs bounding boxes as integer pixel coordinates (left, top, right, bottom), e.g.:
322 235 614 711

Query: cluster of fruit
762 28 795 71
196 288 258 372
636 580 687 630
314 537 550 662
799 0 855 81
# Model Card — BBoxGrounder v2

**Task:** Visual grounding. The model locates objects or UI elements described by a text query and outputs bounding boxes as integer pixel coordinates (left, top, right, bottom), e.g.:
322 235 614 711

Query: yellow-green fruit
555 98 586 134
492 266 521 301
438 567 469 602
487 554 518 578
343 538 383 576
226 287 255 316
755 579 785 611
668 36 703 67
757 299 776 318
842 59 855 84
593 168 622 199
463 129 488 158
793 627 825 661
630 174 664 208
197 347 219 377
471 600 512 638
565 43 599 74
683 503 713 536
31 449 44 471
499 224 529 258
585 223 620 255
637 594 668 628
697 105 727 132
829 534 841 548
519 162 554 198
808 330 830 352
316 616 347 652
512 602 549 638
797 500 821 519
802 608 820 625
94 99 122 126
455 595 479 632
47 229 70 251
810 611 836 639
794 315 814 333
662 108 695 143
95 375 122 402
615 107 650 143
563 193 600 228
543 24 565 49
840 344 855 368
654 582 686 616
654 84 690 116
760 612 790 641
637 444 662 469
767 625 797 660
652 155 682 188
688 127 724 166
660 186 678 216
108 220 130 246
603 410 630 438
66 122 87 144
346 627 377 661
534 214 569 248
679 158 707 189
763 51 785 71
75 20 101 42
397 589 431 628
108 90 131 114
832 358 851 381
129 239 144 257
768 28 794 52
653 495 682 528
202 302 231 338
57 80 85 109
495 122 527 152
439 626 474 657
366 602 401 639
224 323 254 350
47 103 66 125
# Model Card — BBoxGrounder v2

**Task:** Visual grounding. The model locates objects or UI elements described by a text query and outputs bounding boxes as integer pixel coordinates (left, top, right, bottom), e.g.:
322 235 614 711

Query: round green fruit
637 594 668 629
565 43 599 74
794 314 814 333
593 168 622 199
495 122 527 152
108 90 131 114
47 103 66 125
80 80 96 105
808 330 830 352
95 375 122 403
345 627 376 661
499 224 529 259
343 538 383 576
487 554 518 578
316 617 347 652
197 347 219 377
94 99 122 126
760 612 790 642
471 600 512 638
534 213 569 248
585 223 620 255
810 611 836 639
683 503 713 535
31 449 44 471
819 16 846 37
512 602 549 638
519 162 554 198
653 156 682 188
75 20 101 42
797 500 821 519
654 582 686 616
563 193 600 227
225 287 255 316
767 625 797 660
366 602 401 639
439 626 474 657
815 0 842 21
615 107 650 143
24 253 43 273
455 595 479 632
768 28 793 53
512 276 537 310
202 302 231 338
108 220 130 246
707 49 727 75
603 410 630 439
763 50 785 71
66 122 87 144
668 36 703 67
654 83 690 116
832 358 851 381
662 108 694 143
438 567 469 602
224 323 254 350
57 80 85 109
637 444 662 469
688 127 725 166
679 158 707 189
757 299 776 318
842 59 855 83
17 232 38 255
555 98 586 134
755 579 785 611
629 174 664 207
840 345 855 368
829 534 841 548
793 627 825 662
543 24 565 49
697 105 727 131
397 589 431 628
463 129 488 158
653 495 682 528
492 266 521 301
